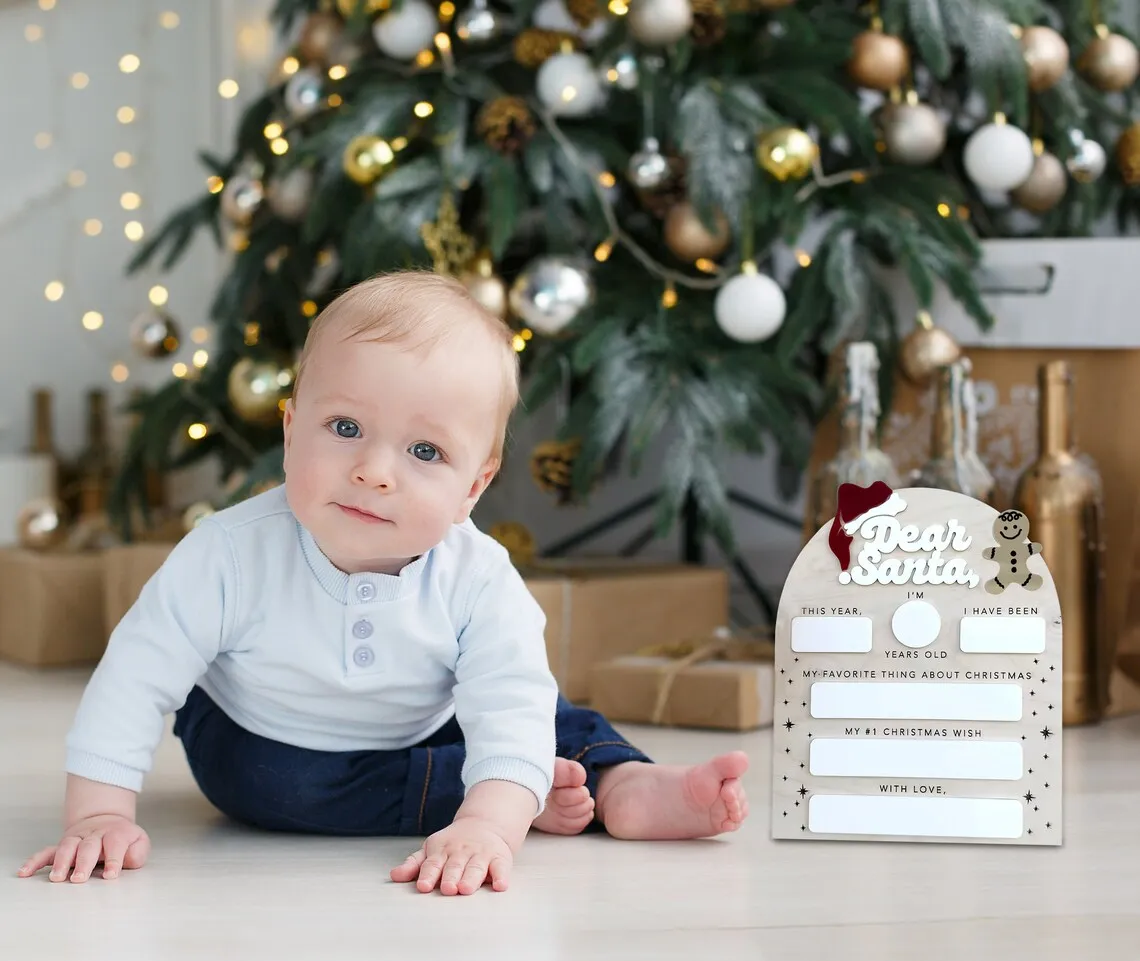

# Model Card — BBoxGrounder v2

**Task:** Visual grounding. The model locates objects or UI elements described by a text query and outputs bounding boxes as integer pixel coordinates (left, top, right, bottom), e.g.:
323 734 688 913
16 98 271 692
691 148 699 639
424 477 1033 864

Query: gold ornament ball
336 0 390 16
899 316 961 385
16 497 68 551
220 172 265 226
1078 31 1140 92
130 308 181 358
847 29 910 91
1010 149 1068 214
489 521 536 568
756 126 818 181
1020 25 1069 92
182 502 215 533
1115 122 1140 185
227 356 296 427
298 12 344 62
460 251 508 320
342 134 396 185
878 99 947 165
663 201 731 262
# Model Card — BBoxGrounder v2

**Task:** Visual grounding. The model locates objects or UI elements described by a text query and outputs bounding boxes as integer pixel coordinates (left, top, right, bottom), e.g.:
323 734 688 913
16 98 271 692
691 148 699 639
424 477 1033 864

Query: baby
19 271 749 895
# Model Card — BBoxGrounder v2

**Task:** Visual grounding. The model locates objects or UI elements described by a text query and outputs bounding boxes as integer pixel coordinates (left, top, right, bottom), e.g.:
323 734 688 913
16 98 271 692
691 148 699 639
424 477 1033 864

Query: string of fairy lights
22 3 240 397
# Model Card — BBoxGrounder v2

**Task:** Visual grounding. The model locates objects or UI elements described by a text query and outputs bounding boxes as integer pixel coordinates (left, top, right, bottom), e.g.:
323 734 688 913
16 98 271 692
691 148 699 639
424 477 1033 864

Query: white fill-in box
791 616 872 653
960 616 1046 654
807 794 1024 839
809 738 1023 780
810 682 1023 721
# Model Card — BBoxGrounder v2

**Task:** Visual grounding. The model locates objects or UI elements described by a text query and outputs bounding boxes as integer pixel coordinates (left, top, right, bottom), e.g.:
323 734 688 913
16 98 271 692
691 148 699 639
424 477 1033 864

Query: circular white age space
891 599 942 649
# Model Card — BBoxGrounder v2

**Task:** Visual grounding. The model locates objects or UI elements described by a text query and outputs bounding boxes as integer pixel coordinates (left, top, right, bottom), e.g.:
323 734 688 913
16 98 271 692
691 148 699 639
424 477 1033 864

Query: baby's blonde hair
293 270 521 463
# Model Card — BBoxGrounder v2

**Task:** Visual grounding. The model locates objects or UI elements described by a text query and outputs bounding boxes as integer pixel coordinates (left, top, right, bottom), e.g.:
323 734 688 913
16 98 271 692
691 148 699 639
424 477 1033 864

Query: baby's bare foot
595 751 749 840
531 758 595 835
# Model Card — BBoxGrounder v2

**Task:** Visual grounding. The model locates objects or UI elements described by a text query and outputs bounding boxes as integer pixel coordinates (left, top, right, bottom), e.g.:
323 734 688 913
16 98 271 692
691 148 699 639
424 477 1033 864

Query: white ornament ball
372 0 438 60
714 270 786 343
536 52 604 117
627 0 693 47
266 166 315 222
962 122 1035 192
534 0 608 46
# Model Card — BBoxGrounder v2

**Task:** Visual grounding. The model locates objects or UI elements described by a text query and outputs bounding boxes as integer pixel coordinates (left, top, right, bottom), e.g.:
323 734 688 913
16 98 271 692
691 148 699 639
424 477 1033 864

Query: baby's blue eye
410 442 440 462
333 419 360 438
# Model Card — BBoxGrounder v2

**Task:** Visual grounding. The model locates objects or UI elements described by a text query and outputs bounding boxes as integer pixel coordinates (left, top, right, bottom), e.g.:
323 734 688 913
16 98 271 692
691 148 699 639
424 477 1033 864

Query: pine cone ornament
690 0 726 46
566 0 602 26
530 438 582 504
513 28 578 68
476 96 537 155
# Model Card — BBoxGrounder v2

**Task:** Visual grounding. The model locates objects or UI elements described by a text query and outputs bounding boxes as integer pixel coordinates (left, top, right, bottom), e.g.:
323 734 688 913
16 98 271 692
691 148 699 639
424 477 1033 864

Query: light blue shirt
65 486 558 812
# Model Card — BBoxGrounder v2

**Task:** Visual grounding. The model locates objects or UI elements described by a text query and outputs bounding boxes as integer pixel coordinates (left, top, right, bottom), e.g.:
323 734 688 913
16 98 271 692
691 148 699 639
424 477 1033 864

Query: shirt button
353 645 374 668
356 582 376 601
352 618 373 639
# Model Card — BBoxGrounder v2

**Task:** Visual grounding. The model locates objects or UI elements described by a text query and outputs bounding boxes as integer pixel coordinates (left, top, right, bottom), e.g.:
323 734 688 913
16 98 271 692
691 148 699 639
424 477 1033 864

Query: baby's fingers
458 858 489 896
390 848 426 883
49 837 81 883
100 830 133 880
439 854 471 896
17 846 58 878
415 855 446 893
488 855 511 892
70 836 103 884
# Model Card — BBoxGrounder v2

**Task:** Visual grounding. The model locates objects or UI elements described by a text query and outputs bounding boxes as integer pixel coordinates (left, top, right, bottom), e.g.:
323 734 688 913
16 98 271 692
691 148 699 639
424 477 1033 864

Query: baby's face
282 322 502 574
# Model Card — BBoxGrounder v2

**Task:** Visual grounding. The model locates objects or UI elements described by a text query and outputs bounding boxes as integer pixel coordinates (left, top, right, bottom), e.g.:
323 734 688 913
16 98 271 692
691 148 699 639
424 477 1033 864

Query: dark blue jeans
172 686 651 837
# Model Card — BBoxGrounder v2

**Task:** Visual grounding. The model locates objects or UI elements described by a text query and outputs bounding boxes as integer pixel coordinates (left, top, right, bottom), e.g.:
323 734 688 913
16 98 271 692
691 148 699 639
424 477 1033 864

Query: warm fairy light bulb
281 55 300 75
270 138 289 155
414 101 434 118
118 106 136 123
193 350 209 368
125 221 144 241
207 175 224 194
796 250 812 267
511 334 526 352
218 79 239 98
111 363 129 383
160 11 180 28
119 54 140 73
598 171 616 188
83 219 103 236
44 281 64 301
187 423 208 440
937 202 951 217
434 32 451 51
38 0 56 9
114 151 134 168
608 0 628 13
25 25 44 42
82 311 104 330
264 122 283 139
661 282 677 308
191 326 209 344
439 1 456 18
328 64 348 80
34 132 52 149
415 50 435 67
301 300 319 318
172 362 189 378
521 328 533 340
149 285 169 306
71 72 89 89
68 170 86 187
594 240 613 262
328 94 343 107
121 191 142 210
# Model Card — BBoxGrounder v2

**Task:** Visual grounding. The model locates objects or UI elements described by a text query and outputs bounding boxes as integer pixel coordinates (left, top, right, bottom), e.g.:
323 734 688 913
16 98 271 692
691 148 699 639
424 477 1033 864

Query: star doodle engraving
779 668 785 675
785 747 791 754
1028 768 1034 774
1028 828 1033 835
1041 726 1053 739
1044 782 1049 789
784 699 789 706
800 762 805 769
1046 822 1052 829
801 825 806 832
1024 791 1035 803
783 719 795 731
783 810 787 817
798 785 808 798
794 800 800 807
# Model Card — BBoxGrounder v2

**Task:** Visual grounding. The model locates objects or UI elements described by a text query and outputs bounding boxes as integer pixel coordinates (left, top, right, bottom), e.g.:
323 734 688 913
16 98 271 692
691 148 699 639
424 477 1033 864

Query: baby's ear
455 457 500 523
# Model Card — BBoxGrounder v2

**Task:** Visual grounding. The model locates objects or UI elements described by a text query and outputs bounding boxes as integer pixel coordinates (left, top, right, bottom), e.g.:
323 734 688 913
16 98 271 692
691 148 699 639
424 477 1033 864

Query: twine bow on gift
635 625 775 725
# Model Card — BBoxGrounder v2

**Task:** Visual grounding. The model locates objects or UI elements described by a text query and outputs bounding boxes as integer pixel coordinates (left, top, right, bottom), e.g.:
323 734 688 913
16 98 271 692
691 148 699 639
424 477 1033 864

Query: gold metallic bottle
806 341 901 537
1013 360 1109 726
914 360 980 495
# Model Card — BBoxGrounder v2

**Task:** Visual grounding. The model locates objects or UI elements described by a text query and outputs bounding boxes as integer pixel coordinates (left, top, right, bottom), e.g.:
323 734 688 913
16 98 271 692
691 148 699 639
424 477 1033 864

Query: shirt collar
296 521 430 604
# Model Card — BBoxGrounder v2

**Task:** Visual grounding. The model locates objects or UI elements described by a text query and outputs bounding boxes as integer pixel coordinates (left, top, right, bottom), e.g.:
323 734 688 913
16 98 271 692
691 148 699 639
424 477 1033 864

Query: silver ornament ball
372 0 438 59
284 66 323 119
627 137 670 190
627 0 693 47
1067 133 1107 183
220 172 264 226
266 166 315 222
130 307 181 358
879 100 947 165
536 51 604 117
599 50 639 90
509 256 595 335
455 0 508 44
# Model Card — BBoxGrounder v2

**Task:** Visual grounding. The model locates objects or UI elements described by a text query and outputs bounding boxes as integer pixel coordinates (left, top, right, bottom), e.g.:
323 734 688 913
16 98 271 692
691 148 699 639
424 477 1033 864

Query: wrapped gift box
589 633 775 731
0 548 106 667
523 559 730 703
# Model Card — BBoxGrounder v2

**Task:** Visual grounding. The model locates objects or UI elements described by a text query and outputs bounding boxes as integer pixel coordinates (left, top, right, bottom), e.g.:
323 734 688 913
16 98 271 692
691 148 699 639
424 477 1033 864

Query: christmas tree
112 0 1140 550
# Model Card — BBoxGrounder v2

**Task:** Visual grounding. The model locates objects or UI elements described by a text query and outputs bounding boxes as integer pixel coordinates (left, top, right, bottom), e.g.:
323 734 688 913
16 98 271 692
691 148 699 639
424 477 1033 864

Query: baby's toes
554 785 591 808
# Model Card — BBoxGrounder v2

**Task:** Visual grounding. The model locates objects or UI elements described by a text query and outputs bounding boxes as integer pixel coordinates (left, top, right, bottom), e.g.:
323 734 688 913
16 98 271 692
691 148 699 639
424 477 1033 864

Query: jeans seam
571 740 638 763
417 747 433 834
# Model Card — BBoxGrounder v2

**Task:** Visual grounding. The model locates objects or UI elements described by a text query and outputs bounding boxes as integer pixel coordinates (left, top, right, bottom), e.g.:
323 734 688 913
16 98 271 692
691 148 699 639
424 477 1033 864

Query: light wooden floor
1 662 1138 960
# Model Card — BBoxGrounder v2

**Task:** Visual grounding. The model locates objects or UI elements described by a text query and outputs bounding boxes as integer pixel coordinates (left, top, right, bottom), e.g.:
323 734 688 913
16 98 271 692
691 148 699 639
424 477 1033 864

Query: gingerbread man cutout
982 510 1044 595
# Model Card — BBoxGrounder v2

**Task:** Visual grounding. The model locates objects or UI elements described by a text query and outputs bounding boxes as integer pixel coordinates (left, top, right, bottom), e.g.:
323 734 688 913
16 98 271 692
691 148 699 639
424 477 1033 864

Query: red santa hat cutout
828 481 908 583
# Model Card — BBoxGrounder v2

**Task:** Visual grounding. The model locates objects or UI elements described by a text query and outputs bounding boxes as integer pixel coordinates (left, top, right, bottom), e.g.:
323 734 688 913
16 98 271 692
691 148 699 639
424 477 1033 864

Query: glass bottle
914 360 988 497
27 388 62 499
958 357 996 505
806 341 901 537
1013 360 1110 725
74 389 113 518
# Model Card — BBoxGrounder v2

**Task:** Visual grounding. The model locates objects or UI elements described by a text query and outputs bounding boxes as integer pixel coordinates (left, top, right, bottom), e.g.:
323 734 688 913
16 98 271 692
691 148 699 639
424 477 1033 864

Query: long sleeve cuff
65 750 145 793
464 756 551 815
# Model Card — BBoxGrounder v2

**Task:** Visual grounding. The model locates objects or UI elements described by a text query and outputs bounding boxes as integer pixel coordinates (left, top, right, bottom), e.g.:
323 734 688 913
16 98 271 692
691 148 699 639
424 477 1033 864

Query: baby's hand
18 814 150 883
390 816 512 895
